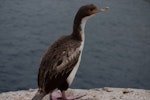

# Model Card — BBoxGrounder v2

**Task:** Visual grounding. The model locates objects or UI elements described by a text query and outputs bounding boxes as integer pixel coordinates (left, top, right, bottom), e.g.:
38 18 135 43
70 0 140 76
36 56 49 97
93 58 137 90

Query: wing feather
38 35 81 93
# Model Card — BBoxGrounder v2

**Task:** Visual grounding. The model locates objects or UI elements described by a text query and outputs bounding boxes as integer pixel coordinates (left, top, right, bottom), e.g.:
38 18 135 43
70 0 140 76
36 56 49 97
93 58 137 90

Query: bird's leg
50 91 61 100
62 91 70 100
57 90 86 100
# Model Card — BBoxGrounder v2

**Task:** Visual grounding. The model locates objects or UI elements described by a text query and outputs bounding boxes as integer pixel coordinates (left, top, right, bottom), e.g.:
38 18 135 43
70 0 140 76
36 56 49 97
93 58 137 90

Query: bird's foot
57 94 86 100
50 92 61 100
50 91 86 100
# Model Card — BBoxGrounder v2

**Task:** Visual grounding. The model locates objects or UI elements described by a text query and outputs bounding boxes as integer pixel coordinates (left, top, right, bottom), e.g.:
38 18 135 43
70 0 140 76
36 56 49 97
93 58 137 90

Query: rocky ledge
0 87 150 100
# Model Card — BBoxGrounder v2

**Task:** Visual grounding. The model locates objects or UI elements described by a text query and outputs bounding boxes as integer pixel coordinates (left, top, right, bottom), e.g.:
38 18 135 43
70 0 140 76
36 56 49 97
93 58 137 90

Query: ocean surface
0 0 150 92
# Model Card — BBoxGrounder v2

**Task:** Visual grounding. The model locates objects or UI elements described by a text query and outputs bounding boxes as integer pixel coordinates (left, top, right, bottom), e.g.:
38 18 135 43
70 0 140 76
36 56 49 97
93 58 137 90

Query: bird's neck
72 16 90 41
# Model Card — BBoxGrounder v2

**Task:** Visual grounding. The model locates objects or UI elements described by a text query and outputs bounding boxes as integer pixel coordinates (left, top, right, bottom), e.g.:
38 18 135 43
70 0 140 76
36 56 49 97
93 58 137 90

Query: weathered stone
0 88 150 100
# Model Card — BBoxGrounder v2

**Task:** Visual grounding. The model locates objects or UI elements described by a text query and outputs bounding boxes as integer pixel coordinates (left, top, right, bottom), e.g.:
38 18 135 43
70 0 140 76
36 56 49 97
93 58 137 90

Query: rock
0 87 150 100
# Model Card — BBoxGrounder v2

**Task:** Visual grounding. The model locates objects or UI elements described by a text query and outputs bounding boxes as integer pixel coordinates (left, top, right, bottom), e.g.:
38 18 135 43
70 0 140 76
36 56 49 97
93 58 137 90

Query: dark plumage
38 35 81 93
32 4 109 100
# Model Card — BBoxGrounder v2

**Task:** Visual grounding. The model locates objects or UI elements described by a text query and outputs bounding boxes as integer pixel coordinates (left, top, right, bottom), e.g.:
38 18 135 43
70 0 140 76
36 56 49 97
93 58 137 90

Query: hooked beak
98 7 109 12
91 7 109 14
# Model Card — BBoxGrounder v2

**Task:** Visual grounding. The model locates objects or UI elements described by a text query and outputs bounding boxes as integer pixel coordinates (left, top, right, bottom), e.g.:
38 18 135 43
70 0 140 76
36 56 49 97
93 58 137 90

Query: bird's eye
90 8 94 11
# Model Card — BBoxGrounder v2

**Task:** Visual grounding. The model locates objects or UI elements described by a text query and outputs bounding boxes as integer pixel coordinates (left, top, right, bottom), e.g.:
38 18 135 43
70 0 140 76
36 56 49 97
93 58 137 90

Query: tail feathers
32 92 46 100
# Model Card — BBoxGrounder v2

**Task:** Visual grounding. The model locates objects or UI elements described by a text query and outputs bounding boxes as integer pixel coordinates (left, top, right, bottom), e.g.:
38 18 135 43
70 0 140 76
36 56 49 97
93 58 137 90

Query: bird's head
73 4 109 35
76 4 109 19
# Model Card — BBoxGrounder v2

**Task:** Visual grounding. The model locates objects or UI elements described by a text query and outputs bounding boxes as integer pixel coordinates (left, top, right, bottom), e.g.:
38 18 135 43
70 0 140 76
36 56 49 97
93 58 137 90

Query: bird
32 4 109 100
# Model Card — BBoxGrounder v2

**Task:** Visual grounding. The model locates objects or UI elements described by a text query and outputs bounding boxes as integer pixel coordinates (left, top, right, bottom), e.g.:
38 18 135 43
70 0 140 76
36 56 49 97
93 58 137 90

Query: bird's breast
67 40 84 86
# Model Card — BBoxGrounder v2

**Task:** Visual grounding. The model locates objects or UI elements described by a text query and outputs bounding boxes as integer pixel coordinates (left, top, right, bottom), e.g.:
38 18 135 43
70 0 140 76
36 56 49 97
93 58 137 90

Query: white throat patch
80 15 93 34
80 15 94 40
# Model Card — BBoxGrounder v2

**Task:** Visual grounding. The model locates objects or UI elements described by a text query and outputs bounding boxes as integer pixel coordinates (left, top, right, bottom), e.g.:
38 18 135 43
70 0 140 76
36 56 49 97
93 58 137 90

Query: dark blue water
0 0 150 92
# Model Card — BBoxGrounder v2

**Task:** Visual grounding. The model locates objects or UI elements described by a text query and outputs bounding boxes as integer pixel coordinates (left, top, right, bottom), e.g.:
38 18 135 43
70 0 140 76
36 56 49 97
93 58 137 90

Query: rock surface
0 88 150 100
